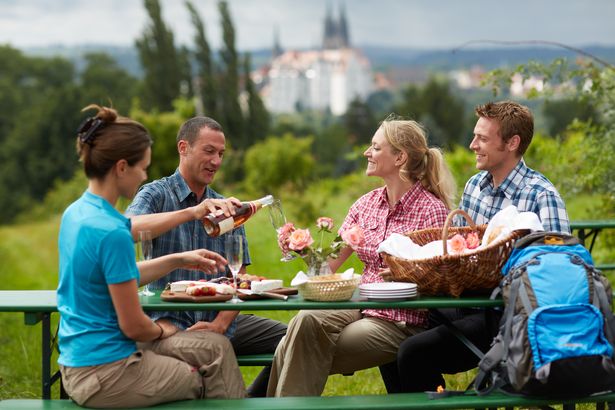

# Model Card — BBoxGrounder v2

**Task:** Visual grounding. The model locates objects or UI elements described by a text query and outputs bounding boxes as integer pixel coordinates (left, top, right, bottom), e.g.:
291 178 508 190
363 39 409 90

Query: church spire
272 25 283 58
338 1 349 47
322 1 351 49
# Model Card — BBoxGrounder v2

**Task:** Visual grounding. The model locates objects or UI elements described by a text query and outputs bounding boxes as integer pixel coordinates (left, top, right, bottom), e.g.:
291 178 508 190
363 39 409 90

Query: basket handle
442 209 477 255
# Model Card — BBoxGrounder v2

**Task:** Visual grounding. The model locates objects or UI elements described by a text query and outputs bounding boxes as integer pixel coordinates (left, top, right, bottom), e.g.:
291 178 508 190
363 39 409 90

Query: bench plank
3 391 615 410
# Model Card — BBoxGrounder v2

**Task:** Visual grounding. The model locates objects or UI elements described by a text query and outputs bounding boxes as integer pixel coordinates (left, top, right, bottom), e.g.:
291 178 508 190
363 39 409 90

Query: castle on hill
256 4 373 116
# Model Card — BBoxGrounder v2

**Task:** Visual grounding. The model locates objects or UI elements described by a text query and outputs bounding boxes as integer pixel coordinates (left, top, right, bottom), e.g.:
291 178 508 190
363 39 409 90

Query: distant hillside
23 44 615 79
361 45 615 70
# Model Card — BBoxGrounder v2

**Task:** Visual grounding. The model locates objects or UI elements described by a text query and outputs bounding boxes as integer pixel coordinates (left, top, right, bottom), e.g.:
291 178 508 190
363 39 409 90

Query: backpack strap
592 272 615 346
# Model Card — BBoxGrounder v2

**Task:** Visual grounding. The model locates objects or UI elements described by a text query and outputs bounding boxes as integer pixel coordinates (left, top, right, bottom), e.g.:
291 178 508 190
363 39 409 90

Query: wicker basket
298 274 361 302
381 209 528 297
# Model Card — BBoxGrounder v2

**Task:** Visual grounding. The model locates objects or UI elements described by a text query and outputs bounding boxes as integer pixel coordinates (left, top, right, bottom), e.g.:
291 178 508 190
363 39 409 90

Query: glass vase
306 254 332 277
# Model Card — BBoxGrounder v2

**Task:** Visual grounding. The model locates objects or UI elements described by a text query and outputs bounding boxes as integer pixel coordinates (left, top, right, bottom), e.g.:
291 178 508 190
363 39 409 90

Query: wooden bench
2 390 615 410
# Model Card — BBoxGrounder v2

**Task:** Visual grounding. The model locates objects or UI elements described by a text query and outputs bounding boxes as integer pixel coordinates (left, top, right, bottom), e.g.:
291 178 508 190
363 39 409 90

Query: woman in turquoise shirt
57 105 245 408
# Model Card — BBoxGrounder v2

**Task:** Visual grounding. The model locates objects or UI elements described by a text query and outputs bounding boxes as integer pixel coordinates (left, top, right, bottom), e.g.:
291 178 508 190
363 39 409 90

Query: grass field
0 189 613 402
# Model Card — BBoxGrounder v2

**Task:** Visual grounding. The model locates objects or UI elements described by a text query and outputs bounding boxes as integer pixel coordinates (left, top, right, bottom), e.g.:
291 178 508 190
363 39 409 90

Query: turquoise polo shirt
57 190 140 367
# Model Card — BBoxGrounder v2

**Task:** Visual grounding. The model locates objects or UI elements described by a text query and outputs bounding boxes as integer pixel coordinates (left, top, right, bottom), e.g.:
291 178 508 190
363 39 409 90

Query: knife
238 289 288 301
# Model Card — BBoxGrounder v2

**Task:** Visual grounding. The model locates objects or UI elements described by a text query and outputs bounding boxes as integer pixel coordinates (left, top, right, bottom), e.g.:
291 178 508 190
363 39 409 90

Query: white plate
359 282 417 292
361 293 417 299
360 289 417 295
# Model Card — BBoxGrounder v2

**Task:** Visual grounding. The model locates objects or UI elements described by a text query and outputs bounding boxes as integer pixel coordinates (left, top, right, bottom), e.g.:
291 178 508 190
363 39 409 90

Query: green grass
1 191 614 402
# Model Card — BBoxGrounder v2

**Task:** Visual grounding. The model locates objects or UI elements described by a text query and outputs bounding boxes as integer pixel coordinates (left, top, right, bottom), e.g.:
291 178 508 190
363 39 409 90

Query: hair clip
77 117 106 145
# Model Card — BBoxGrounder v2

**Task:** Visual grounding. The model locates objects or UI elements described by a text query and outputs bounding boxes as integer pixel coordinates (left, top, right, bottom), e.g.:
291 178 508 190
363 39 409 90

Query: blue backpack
475 232 615 397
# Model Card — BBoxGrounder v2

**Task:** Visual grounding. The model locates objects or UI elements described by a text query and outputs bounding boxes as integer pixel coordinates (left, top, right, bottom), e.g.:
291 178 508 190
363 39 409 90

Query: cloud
1 0 614 50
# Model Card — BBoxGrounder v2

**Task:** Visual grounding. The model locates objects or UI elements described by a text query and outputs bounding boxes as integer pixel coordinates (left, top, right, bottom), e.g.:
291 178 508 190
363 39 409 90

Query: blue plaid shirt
125 169 251 337
457 160 570 234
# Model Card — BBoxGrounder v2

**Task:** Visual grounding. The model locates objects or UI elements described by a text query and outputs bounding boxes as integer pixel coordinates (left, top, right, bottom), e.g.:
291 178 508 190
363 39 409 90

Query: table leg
430 309 485 360
42 312 51 399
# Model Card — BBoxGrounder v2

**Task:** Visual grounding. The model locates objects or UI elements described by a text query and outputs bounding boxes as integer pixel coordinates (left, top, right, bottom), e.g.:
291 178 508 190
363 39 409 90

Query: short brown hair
77 104 152 179
176 117 223 145
475 101 534 156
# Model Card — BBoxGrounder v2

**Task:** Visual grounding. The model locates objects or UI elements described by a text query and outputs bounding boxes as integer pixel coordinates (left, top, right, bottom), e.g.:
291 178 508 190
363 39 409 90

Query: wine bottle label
218 217 235 236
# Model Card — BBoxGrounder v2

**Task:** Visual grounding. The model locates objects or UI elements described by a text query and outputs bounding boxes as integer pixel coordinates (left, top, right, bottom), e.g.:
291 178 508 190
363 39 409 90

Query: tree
218 0 244 146
79 52 137 113
186 0 218 119
0 52 82 223
243 53 270 143
394 77 466 148
483 58 615 215
344 98 376 145
135 0 182 111
243 135 315 196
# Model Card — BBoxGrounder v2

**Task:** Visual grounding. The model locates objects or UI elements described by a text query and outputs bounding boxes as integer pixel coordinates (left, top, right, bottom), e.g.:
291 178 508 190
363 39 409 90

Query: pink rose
449 234 467 254
288 228 314 251
316 217 334 231
341 225 364 249
465 232 480 249
277 222 295 253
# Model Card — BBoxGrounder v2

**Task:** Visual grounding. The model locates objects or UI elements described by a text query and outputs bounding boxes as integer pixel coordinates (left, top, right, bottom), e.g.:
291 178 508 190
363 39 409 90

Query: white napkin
290 268 355 286
377 233 423 259
482 205 544 247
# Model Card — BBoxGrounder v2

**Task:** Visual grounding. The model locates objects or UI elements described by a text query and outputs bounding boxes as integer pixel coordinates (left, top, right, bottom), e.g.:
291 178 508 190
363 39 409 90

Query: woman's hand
157 319 179 340
378 267 393 281
181 249 228 274
193 197 242 220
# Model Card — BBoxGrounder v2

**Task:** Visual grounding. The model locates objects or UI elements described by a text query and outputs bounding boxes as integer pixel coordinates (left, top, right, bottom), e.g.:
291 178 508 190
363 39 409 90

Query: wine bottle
202 195 274 237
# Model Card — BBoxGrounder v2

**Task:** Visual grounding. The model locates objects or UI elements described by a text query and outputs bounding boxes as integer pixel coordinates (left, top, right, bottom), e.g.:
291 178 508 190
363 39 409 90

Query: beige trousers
61 331 245 408
266 309 424 397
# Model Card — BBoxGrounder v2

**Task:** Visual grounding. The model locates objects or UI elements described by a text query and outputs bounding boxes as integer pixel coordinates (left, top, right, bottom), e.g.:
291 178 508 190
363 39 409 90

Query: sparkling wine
202 195 274 237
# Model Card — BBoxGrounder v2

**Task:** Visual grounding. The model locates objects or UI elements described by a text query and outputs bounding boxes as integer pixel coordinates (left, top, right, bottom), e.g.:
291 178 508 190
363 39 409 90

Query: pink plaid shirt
340 183 448 327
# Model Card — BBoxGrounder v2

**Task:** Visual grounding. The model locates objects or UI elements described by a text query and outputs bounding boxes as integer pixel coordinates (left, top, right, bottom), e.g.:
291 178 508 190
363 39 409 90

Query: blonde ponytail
381 118 456 210
422 148 456 210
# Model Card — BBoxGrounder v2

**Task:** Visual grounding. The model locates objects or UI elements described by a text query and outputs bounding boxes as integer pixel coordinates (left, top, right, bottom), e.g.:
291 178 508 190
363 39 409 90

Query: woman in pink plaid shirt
267 117 457 397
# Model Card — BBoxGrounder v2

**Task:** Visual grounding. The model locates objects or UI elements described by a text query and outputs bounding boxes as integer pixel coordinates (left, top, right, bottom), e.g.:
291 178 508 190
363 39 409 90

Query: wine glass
267 199 296 262
138 230 155 296
225 235 244 304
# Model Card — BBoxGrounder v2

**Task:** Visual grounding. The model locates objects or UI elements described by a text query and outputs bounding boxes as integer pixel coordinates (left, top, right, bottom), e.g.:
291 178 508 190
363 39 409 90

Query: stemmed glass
225 235 244 304
138 230 155 296
267 199 296 262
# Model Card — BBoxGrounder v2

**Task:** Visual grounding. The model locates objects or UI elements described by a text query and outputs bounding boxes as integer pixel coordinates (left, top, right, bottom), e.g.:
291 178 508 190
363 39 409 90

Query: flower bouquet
277 217 364 277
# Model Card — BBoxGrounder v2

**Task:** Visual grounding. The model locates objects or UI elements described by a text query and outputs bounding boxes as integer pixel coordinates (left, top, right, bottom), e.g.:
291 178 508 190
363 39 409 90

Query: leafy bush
242 134 315 197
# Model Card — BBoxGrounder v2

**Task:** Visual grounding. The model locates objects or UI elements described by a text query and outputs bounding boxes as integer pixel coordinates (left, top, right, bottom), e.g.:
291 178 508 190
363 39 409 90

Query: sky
1 0 615 51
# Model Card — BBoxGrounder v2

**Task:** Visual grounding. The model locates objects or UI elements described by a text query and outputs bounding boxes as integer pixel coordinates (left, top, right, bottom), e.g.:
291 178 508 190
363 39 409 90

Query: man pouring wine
126 116 287 397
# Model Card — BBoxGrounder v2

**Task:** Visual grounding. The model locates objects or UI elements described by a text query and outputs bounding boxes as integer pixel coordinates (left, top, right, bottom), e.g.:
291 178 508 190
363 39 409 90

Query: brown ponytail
76 104 152 179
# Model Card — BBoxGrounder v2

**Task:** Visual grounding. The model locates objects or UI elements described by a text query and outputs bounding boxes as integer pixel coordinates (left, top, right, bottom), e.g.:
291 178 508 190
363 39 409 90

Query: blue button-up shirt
126 169 251 337
457 160 570 234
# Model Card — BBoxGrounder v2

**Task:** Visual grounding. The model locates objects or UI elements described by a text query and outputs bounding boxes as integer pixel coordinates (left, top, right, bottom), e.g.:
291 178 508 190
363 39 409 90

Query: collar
381 182 424 212
169 169 211 203
478 159 528 198
83 190 131 230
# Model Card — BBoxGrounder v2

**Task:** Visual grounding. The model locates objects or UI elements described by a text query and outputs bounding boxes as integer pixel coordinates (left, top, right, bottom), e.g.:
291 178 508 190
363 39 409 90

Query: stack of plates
359 282 418 301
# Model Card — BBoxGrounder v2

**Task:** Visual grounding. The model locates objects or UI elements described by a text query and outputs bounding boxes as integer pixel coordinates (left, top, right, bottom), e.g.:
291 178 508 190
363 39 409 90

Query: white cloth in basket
377 206 544 261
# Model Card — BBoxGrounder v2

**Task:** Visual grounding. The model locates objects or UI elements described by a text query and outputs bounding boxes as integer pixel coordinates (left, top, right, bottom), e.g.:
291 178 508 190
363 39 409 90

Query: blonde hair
380 118 456 209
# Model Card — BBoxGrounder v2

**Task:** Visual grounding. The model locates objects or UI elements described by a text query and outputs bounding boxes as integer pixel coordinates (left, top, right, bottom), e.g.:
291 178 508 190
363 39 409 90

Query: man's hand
193 197 242 220
186 320 226 334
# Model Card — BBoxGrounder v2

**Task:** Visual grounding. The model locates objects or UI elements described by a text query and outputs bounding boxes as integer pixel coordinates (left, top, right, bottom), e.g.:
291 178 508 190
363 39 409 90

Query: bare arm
138 249 227 286
109 279 177 341
129 197 242 240
328 246 354 273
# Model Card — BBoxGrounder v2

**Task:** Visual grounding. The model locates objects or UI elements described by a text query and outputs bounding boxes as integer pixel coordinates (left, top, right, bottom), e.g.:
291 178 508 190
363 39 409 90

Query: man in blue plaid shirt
381 101 570 393
126 117 286 397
